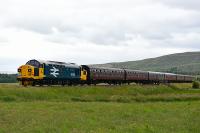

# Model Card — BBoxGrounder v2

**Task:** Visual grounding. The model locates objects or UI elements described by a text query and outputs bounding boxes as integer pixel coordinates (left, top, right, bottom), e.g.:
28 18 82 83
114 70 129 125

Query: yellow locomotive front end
17 60 45 86
17 65 35 86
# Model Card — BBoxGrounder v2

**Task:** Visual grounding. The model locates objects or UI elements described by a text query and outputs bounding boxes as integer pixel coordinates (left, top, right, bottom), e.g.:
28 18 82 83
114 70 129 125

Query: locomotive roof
26 59 79 68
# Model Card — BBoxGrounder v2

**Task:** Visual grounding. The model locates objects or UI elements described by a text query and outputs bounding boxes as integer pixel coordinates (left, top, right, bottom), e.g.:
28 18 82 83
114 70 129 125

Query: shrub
192 81 200 89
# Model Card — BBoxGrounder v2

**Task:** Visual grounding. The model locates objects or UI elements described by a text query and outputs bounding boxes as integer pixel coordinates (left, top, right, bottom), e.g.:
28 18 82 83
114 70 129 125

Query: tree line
167 67 200 75
0 74 17 83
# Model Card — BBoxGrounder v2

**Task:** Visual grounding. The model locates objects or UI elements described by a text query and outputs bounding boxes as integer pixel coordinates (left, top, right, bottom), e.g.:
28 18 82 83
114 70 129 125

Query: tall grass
0 83 199 103
0 83 200 132
1 101 200 133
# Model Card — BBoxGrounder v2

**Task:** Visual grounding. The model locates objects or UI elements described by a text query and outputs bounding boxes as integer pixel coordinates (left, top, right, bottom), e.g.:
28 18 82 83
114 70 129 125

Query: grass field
0 83 200 133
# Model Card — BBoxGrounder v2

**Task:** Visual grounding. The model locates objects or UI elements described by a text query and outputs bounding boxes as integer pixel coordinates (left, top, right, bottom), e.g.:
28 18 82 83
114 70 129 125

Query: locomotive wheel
32 82 35 86
22 81 29 87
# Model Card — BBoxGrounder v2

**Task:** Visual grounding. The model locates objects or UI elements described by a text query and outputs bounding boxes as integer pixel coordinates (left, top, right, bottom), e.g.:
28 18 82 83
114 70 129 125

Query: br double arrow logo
50 67 59 77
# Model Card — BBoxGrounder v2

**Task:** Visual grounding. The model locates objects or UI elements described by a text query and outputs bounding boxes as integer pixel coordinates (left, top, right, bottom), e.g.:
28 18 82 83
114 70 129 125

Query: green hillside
93 52 200 75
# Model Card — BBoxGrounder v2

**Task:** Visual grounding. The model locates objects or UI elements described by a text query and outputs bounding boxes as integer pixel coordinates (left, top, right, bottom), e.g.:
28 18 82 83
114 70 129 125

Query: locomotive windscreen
26 60 40 68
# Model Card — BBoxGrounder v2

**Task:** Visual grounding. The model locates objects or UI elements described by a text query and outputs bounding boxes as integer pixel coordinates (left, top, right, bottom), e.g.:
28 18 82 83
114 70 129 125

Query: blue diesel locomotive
17 59 81 86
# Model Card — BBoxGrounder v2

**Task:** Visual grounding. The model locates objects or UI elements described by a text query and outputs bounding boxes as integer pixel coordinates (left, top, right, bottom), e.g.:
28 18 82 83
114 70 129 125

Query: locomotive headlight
17 69 21 76
28 69 32 72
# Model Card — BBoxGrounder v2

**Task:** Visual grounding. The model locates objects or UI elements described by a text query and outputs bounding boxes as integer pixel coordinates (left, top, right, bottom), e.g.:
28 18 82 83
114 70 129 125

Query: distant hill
92 52 200 75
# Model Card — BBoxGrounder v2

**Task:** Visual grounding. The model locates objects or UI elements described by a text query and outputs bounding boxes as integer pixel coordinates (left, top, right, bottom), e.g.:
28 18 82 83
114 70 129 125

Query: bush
192 81 200 89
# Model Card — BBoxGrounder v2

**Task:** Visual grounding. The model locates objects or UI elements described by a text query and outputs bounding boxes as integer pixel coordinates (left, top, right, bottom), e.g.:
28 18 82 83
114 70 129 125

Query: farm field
0 83 200 133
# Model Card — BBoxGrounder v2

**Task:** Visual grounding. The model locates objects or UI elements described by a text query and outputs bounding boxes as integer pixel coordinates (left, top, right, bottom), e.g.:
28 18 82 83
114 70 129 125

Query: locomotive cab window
39 64 43 68
26 60 40 68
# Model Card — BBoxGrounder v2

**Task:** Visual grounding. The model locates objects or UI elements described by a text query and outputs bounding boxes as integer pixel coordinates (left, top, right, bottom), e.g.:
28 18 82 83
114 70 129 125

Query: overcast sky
0 0 200 73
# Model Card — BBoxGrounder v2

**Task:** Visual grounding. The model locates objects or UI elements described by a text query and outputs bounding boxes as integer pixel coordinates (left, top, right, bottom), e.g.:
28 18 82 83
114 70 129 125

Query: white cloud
157 0 200 11
0 0 200 72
